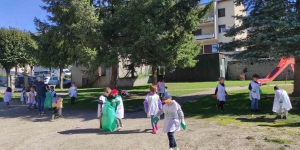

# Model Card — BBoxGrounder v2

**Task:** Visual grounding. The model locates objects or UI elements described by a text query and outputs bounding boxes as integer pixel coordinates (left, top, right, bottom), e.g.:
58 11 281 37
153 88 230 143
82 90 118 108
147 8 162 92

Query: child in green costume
111 89 124 131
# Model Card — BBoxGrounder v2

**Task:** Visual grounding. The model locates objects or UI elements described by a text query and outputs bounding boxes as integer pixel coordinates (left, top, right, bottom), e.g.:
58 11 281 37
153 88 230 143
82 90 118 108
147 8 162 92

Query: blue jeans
151 115 160 129
251 97 259 110
167 132 177 148
6 102 9 106
37 96 45 113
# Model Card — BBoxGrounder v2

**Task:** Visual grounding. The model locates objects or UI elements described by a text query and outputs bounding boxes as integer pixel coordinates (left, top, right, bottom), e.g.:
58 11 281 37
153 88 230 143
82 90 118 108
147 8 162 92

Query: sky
0 0 212 33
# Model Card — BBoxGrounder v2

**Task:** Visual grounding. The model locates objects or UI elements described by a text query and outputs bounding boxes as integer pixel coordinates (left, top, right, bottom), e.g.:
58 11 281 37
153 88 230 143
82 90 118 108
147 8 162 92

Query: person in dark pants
214 77 228 112
35 78 47 115
68 82 77 105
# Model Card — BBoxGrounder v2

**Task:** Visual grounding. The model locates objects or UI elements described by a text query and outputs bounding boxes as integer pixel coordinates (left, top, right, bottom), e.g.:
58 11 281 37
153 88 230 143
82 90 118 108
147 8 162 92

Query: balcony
195 33 215 40
199 17 214 24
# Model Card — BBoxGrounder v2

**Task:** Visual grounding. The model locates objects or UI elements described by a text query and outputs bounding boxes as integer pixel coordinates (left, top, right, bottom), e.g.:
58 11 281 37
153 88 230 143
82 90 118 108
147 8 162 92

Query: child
20 87 27 105
248 74 261 111
68 82 77 105
51 97 63 121
2 87 12 108
111 89 124 131
214 77 228 112
157 79 167 98
50 86 57 110
27 87 37 110
97 87 112 130
153 92 185 150
144 85 162 134
273 86 292 119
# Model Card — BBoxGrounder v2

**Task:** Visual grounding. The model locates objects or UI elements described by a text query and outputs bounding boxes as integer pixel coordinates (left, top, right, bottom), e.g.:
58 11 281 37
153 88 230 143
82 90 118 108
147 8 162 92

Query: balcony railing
195 33 215 40
199 17 214 24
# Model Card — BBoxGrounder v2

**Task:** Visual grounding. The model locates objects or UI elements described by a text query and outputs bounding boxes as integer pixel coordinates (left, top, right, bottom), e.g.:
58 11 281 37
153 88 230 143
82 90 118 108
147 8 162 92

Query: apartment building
195 0 247 54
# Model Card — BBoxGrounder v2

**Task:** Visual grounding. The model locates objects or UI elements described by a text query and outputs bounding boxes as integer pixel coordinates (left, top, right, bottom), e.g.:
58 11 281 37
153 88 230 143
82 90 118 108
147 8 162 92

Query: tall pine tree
221 0 300 95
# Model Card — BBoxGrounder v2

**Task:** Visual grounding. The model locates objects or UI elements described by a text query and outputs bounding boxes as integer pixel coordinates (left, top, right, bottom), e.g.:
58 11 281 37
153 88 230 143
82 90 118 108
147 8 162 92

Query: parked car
64 70 71 78
0 77 7 87
48 76 71 88
15 76 35 88
44 76 51 84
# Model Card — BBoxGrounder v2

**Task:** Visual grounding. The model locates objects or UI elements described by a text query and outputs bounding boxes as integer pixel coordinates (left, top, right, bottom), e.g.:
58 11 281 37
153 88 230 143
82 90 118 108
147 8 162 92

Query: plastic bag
259 89 262 95
102 101 117 132
44 92 52 108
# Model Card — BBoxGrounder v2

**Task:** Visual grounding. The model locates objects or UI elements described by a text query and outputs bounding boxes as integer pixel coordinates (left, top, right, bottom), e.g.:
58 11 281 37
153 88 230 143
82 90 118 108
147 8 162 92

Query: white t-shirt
249 81 260 100
28 91 36 104
216 83 226 101
158 82 166 93
3 92 12 102
161 100 182 133
68 86 77 97
144 93 161 117
97 95 107 118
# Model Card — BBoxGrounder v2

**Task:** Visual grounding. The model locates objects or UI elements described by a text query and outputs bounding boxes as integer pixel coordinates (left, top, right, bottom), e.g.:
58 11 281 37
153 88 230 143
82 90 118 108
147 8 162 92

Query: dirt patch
1 102 300 150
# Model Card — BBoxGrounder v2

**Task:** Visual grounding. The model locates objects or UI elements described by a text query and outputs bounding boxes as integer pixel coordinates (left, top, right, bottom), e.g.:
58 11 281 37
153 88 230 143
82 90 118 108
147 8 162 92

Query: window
218 8 225 17
218 25 226 33
193 29 202 36
212 44 218 53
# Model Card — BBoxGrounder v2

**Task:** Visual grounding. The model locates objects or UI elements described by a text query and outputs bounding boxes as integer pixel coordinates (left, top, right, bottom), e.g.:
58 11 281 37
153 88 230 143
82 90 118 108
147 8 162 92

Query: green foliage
221 0 300 59
0 27 37 74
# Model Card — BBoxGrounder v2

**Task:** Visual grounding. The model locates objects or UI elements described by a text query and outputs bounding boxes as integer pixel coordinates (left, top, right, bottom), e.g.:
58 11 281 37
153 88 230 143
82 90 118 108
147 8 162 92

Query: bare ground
1 101 300 150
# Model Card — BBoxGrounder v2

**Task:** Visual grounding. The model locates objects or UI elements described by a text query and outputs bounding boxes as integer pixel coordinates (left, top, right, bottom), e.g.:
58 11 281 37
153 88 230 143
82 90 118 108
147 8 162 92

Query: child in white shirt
111 89 124 131
2 87 12 108
97 87 112 130
27 87 37 110
153 92 185 150
20 87 27 105
144 85 162 134
248 74 261 111
273 86 292 119
68 82 77 105
157 79 167 98
214 77 228 112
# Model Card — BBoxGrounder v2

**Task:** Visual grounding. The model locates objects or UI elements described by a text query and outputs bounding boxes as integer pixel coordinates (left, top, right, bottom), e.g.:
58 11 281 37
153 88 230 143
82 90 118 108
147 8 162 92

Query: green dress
44 92 52 108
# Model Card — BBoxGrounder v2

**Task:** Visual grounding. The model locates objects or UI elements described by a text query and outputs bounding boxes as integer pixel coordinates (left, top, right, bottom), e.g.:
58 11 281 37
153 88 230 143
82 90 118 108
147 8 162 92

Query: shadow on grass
257 122 300 127
57 129 146 135
236 116 276 123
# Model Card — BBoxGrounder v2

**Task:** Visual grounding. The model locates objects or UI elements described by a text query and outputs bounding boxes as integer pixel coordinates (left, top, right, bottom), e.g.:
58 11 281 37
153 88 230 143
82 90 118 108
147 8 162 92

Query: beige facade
195 0 247 53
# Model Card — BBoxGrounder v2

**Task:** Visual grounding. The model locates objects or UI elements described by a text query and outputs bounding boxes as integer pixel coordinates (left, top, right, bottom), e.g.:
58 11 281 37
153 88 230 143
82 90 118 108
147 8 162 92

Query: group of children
213 74 293 119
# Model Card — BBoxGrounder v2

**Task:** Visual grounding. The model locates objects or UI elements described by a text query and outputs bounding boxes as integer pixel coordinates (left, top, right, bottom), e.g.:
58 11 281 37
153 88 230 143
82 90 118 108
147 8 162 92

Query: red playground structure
258 58 295 84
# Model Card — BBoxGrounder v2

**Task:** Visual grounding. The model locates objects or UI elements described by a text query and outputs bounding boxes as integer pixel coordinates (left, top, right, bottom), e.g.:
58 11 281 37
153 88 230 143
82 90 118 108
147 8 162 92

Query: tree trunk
4 67 10 88
293 57 300 96
30 65 33 76
110 64 118 89
152 66 157 85
59 67 63 89
15 66 17 76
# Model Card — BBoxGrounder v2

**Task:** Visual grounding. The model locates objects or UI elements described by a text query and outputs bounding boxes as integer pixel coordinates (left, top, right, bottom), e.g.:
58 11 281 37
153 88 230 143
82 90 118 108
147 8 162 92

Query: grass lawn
182 84 300 127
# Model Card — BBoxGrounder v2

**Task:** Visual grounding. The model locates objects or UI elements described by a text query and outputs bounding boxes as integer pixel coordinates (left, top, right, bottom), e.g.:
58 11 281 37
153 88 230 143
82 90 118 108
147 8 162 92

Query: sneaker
216 105 220 110
275 115 281 119
152 129 156 134
283 116 287 119
41 112 46 115
155 124 159 130
116 127 122 131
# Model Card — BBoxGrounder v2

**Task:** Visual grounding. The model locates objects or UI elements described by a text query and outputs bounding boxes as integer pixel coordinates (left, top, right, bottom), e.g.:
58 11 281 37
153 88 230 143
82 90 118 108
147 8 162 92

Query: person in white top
68 82 77 105
27 87 37 110
97 87 112 130
213 77 228 112
143 85 163 134
2 87 12 108
273 86 292 119
157 79 167 98
111 89 124 131
248 74 261 111
20 87 28 105
153 92 186 150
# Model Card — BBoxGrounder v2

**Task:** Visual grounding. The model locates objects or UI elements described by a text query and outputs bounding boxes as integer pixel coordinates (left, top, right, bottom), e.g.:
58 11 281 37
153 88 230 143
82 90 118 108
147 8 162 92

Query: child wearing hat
144 85 163 134
153 92 186 150
273 86 292 119
111 89 124 131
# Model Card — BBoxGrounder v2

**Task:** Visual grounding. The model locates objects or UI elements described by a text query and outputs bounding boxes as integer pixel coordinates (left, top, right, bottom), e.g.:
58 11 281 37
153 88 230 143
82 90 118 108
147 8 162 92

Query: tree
0 27 37 85
34 0 100 88
220 0 300 95
120 0 211 84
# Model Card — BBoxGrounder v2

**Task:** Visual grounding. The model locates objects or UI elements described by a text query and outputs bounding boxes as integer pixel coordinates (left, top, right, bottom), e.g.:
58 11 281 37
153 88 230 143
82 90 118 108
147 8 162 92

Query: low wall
117 77 150 87
227 59 294 80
